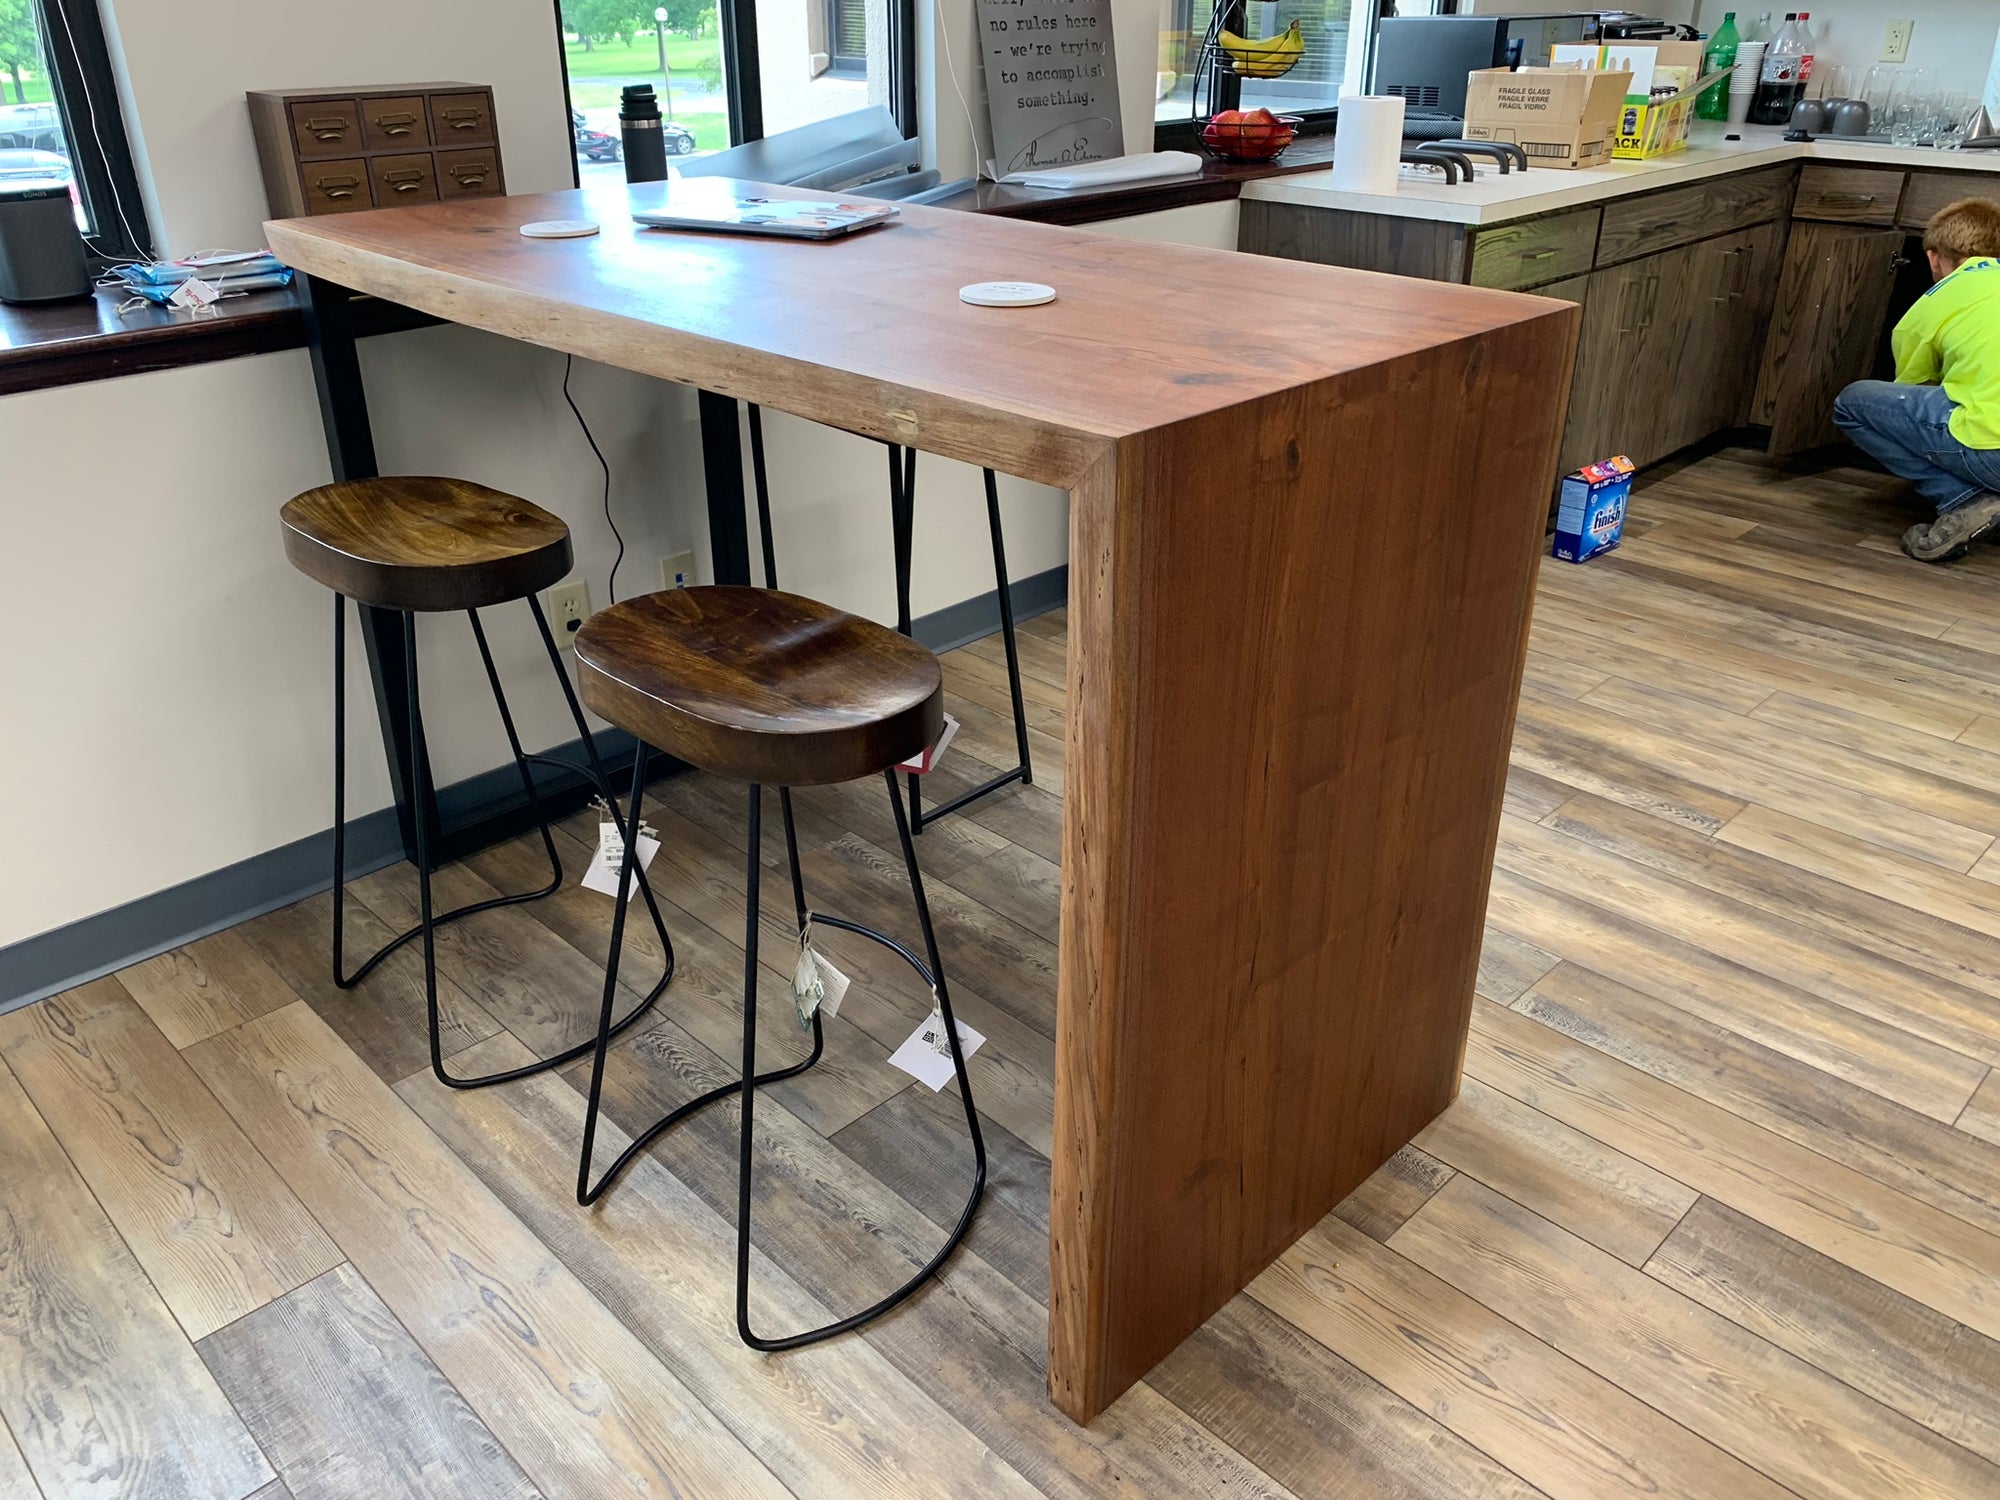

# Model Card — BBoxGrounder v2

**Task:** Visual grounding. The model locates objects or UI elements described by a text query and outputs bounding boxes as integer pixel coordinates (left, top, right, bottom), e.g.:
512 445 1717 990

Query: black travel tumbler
620 84 668 183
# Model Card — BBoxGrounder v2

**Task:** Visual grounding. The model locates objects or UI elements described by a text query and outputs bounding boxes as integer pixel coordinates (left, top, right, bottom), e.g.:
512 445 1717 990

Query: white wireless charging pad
519 220 601 239
959 281 1056 307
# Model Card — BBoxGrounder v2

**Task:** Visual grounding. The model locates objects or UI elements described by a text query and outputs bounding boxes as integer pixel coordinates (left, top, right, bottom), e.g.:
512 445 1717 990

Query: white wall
6 0 1247 953
1692 1 2000 100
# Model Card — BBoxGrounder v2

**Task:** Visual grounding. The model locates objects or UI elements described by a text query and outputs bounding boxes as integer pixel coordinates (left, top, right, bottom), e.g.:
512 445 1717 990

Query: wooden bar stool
281 476 673 1089
571 585 986 1349
747 406 1034 833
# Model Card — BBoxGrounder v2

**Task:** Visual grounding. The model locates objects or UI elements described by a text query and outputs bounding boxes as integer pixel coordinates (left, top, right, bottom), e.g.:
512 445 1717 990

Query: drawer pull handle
1820 192 1877 205
373 112 419 135
304 116 350 139
1522 247 1558 260
440 108 483 130
450 167 489 185
316 175 361 200
383 170 427 192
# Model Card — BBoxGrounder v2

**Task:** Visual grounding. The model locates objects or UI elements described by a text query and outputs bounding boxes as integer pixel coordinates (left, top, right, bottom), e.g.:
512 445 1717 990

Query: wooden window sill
0 283 435 398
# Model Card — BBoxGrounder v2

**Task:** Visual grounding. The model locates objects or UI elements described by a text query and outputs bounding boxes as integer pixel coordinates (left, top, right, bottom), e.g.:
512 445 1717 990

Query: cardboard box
1462 66 1630 170
1549 41 1730 158
1553 456 1634 562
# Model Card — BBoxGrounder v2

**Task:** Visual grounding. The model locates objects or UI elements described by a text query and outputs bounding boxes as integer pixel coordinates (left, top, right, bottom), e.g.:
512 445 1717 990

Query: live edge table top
267 177 1580 1427
264 174 1570 487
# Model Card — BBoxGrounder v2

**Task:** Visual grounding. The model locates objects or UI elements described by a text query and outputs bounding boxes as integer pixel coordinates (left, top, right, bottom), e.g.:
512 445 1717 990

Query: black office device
0 185 91 304
1372 13 1595 122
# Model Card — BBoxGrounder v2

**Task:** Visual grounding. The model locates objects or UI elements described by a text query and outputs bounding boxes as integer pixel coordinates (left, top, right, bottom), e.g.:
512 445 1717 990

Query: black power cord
563 353 625 603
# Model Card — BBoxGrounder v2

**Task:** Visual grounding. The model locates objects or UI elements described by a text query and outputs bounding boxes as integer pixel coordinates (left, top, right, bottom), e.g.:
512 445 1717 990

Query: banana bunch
1217 20 1304 79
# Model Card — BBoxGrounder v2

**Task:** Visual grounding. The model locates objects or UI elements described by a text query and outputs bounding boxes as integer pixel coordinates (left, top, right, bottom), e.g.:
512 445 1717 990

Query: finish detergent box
1553 455 1634 562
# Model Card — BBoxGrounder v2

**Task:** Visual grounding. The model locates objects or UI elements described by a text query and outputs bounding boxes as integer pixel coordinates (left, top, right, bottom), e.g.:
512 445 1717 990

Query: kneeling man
1834 197 2000 563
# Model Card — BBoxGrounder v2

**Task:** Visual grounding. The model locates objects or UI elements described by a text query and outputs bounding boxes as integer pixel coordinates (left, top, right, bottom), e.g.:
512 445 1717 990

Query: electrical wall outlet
547 580 591 649
1881 19 1913 64
660 551 697 590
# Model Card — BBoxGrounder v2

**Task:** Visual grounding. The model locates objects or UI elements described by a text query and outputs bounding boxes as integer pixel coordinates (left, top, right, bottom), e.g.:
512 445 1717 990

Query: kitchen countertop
1242 123 2000 226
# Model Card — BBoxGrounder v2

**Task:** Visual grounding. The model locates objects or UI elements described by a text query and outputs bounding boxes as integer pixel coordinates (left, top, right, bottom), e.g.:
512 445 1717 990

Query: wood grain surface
0 979 340 1340
0 1061 272 1500
183 1002 790 1500
199 1263 541 1500
280 475 572 612
575 586 943 786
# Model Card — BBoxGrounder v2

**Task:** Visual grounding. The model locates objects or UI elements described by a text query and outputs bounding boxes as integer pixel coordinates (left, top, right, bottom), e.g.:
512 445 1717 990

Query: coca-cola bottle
1749 13 1805 124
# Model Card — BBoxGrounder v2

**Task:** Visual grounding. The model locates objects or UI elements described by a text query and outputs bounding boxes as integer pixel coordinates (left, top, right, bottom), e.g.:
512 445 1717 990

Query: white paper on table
887 1011 986 1090
581 820 660 901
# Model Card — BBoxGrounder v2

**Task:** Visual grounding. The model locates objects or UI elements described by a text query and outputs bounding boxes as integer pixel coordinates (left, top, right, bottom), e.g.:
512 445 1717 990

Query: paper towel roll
1332 93 1406 194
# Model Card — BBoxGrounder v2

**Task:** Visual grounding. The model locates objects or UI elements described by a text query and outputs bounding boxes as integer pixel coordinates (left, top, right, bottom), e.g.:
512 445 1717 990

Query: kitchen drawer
360 94 429 151
429 91 495 146
1597 163 1795 265
369 152 439 206
1898 169 2000 229
290 98 361 158
437 147 502 199
299 157 371 214
1469 208 1600 291
1793 164 1904 224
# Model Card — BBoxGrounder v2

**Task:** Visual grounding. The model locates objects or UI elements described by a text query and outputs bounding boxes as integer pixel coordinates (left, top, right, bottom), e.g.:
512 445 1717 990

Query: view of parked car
570 107 695 161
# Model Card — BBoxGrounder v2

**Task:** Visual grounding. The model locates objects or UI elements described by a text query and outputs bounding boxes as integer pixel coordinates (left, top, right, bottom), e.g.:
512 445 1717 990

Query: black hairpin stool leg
888 451 1034 833
577 765 825 1204
737 770 986 1349
327 593 672 1090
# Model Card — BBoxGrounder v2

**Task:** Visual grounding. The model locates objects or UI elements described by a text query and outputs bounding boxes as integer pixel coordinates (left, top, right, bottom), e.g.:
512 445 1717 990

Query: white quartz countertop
1242 124 2000 226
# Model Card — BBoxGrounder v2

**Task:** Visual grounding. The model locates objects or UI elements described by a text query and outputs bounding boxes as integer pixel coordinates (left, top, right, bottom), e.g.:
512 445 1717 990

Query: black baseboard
0 564 1067 1014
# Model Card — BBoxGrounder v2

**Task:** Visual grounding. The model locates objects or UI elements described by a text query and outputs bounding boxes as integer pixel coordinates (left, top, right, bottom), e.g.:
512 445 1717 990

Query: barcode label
1522 141 1574 158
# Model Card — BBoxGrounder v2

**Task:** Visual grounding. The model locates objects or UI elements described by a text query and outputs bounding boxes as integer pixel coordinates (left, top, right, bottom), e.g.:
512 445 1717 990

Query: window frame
1153 0 1372 151
552 0 918 171
30 0 154 264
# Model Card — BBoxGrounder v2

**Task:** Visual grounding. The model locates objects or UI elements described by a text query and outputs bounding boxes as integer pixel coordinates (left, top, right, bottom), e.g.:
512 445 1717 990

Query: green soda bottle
1697 12 1740 121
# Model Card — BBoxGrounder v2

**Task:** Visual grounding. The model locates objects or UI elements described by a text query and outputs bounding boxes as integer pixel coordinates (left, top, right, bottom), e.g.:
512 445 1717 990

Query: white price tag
897 712 960 775
887 1005 985 1091
581 819 659 901
169 277 221 311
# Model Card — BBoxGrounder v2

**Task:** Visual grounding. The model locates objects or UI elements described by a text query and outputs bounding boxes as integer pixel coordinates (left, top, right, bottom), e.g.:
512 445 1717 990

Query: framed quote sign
977 0 1124 180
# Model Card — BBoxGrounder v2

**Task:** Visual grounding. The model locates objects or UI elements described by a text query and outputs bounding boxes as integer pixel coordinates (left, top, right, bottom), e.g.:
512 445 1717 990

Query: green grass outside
0 74 54 107
564 33 729 151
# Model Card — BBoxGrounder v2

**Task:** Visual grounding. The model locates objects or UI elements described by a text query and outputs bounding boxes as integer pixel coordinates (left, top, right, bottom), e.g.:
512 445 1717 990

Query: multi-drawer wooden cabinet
248 83 505 219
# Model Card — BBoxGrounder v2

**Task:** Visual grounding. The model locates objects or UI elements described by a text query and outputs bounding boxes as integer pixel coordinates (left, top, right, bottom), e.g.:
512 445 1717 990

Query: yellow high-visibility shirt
1893 255 2000 450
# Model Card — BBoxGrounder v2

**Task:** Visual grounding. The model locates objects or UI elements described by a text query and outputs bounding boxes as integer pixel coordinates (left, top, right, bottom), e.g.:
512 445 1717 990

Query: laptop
632 180 898 241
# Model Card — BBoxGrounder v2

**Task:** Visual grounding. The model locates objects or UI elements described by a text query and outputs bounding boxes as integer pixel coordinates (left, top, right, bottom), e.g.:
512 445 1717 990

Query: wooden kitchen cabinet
1673 220 1788 450
1557 242 1698 473
1753 221 1905 455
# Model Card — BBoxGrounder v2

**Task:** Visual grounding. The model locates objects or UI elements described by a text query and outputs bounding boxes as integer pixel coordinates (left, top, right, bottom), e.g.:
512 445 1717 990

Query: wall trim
0 564 1067 1015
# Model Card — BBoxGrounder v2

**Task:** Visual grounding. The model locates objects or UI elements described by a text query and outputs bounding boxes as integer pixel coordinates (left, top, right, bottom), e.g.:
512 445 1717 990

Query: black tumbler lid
620 84 661 120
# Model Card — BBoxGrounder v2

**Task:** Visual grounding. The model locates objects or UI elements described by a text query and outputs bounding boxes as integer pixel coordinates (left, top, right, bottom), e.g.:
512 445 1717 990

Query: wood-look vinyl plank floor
9 446 2000 1495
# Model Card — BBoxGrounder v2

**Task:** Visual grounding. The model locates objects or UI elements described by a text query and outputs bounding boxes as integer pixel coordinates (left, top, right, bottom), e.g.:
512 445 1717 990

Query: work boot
1902 493 2000 563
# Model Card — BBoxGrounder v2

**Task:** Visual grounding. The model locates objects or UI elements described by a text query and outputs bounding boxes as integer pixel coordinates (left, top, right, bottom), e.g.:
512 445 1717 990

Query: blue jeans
1832 380 2000 515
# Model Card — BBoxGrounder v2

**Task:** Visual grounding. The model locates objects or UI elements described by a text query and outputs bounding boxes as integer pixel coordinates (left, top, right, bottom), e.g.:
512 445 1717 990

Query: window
1156 0 1367 141
0 0 152 261
556 0 914 182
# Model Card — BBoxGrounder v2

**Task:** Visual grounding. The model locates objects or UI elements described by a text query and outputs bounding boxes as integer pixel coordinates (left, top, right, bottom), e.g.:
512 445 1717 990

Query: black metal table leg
300 271 435 866
700 389 753 586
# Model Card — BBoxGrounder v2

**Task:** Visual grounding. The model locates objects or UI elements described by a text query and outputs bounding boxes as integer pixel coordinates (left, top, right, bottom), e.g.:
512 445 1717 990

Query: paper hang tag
789 920 853 1029
168 276 221 312
580 819 659 901
887 1002 986 1091
897 712 960 775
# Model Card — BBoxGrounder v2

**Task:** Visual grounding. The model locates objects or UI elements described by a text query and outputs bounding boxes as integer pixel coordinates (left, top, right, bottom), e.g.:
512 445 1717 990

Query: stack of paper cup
1728 42 1765 125
1332 93 1405 193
